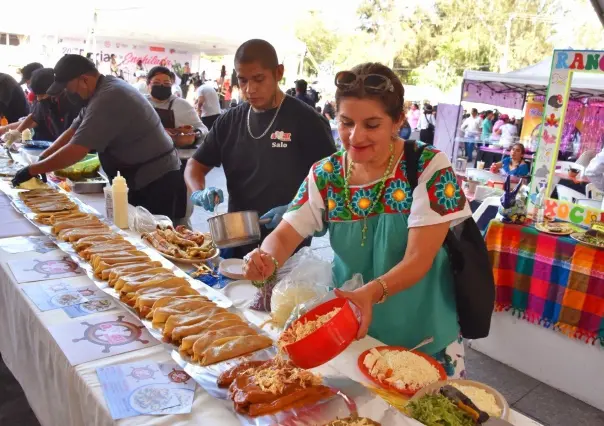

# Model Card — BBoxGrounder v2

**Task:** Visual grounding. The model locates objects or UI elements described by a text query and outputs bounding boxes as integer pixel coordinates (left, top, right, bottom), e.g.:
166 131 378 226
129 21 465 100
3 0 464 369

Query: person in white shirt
461 108 481 160
193 78 222 129
131 72 148 95
585 147 604 191
170 72 183 98
498 119 518 148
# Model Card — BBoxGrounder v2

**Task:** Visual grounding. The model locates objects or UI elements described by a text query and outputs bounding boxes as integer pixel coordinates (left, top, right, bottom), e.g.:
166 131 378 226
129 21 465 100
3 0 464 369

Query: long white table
0 186 540 426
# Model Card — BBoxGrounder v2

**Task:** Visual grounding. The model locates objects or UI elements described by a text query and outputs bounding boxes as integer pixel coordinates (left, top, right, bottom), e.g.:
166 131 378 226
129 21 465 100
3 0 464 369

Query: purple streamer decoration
560 101 582 152
580 104 604 155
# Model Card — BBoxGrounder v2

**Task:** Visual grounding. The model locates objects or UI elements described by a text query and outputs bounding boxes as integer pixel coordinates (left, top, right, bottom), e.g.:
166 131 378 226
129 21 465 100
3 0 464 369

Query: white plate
221 280 257 303
218 258 245 280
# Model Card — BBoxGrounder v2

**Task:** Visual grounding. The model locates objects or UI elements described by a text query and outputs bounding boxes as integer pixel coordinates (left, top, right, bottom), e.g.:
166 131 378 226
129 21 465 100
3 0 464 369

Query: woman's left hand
334 280 383 340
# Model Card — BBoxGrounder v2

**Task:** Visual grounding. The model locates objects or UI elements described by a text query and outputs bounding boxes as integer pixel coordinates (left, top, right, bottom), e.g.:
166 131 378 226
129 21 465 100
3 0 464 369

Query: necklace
343 142 396 246
246 94 285 140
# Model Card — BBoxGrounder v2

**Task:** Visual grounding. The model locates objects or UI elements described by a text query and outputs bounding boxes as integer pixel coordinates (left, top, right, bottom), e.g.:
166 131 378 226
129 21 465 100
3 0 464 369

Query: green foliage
295 10 339 75
299 0 604 89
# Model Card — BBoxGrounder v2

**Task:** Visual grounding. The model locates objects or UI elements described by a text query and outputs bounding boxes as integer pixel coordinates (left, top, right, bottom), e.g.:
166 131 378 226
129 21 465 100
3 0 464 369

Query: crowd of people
0 39 473 377
460 108 522 160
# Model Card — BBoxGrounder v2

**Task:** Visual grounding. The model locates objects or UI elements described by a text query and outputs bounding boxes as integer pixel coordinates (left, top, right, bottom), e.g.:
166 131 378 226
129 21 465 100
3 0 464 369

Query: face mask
151 85 172 101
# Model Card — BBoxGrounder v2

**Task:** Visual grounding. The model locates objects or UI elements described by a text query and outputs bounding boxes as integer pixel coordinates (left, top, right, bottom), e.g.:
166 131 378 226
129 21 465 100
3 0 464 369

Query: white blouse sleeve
282 169 326 238
408 151 472 228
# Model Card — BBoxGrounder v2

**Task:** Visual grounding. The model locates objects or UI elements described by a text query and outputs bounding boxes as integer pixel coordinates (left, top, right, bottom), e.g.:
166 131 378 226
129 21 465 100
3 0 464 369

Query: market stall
0 149 542 426
447 56 604 166
472 50 604 412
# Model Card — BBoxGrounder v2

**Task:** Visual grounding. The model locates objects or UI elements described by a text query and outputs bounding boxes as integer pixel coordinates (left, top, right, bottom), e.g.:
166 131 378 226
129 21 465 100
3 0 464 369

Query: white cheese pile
363 348 440 390
451 383 502 417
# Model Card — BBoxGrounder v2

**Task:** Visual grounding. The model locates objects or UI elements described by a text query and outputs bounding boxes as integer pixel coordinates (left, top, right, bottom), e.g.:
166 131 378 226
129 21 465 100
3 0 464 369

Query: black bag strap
405 140 458 263
404 140 425 191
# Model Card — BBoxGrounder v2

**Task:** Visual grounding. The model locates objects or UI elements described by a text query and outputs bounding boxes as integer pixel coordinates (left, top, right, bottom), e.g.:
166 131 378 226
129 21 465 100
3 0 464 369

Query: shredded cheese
279 307 341 348
363 349 440 390
326 418 378 426
451 383 502 417
245 359 323 395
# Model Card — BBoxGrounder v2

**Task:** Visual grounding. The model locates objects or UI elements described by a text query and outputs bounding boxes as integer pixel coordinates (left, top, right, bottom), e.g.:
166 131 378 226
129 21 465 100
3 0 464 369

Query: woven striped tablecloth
485 220 604 346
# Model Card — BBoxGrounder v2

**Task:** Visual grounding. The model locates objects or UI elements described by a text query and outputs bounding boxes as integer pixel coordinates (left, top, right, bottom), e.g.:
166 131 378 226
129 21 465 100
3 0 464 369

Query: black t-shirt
193 95 336 216
31 93 81 141
0 73 29 123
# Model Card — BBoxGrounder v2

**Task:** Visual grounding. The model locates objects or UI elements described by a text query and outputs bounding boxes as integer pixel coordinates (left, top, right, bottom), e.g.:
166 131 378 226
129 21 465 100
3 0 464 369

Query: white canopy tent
1 0 306 76
463 57 604 104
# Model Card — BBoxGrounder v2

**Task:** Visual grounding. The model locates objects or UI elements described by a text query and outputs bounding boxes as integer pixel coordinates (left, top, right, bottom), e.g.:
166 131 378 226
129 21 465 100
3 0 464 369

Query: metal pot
207 211 270 248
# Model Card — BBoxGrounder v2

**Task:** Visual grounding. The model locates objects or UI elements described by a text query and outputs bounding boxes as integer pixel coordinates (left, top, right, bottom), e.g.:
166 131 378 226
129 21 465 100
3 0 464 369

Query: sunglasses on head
334 71 395 93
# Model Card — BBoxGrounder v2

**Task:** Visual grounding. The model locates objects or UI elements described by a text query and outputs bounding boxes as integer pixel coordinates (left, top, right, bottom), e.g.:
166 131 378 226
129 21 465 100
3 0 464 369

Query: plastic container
282 297 359 369
111 172 129 229
103 185 113 221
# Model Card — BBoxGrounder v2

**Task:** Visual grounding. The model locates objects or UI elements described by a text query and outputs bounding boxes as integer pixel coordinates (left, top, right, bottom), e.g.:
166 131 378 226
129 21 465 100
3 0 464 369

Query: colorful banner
530 49 604 217
58 37 194 80
520 95 544 142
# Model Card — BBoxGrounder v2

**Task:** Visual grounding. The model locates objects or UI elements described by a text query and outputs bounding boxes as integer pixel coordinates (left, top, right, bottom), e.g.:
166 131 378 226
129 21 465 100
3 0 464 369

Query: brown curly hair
335 62 405 122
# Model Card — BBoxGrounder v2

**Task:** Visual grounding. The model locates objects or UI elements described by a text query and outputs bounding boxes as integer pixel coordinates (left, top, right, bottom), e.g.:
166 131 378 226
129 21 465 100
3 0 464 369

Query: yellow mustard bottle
111 172 129 229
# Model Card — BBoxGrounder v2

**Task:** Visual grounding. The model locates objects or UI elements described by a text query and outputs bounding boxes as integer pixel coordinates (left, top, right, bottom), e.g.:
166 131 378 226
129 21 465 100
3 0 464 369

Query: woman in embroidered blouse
243 63 472 377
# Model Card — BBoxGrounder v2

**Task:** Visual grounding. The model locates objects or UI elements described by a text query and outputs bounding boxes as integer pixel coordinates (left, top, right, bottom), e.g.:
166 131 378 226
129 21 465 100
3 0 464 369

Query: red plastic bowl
282 297 359 369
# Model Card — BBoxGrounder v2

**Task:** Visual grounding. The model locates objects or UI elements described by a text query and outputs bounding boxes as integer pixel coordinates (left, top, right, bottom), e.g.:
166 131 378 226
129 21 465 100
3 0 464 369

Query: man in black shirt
185 39 336 258
11 68 81 141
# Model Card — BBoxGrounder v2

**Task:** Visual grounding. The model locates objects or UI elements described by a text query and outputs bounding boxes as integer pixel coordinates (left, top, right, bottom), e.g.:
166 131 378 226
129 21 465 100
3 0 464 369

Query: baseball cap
19 62 44 84
29 68 55 95
47 54 97 96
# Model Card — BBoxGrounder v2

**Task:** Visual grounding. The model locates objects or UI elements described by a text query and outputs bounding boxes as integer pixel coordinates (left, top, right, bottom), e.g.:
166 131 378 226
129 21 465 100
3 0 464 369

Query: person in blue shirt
491 143 530 176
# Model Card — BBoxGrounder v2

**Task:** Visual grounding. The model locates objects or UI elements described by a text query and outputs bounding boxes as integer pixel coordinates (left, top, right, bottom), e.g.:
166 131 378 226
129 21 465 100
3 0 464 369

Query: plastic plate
357 345 446 396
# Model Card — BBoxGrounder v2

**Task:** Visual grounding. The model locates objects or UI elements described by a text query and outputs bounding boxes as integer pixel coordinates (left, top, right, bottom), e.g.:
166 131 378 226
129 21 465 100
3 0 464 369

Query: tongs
440 385 490 424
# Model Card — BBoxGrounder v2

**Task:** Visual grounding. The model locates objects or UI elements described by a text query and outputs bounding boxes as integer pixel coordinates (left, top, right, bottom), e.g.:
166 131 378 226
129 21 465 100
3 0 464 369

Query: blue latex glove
260 204 289 229
190 187 224 212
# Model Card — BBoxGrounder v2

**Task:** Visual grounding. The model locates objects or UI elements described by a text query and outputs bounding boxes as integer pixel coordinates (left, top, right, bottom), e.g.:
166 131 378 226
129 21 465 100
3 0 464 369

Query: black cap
29 68 55 95
47 54 97 96
19 62 44 84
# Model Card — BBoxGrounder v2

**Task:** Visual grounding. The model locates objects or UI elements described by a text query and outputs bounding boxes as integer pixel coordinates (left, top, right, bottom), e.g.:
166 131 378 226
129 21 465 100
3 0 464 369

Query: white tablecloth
0 186 540 426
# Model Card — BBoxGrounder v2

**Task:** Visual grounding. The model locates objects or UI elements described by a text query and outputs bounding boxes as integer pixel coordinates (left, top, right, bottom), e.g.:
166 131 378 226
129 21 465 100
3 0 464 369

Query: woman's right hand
242 249 276 281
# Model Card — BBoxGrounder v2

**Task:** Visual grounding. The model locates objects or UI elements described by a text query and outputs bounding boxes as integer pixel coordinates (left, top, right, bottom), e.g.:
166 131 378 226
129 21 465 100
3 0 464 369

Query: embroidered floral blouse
282 143 472 355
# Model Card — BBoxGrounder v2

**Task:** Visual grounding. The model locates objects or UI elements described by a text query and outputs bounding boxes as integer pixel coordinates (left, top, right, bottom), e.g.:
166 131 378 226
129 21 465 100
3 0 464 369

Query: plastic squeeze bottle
111 172 129 229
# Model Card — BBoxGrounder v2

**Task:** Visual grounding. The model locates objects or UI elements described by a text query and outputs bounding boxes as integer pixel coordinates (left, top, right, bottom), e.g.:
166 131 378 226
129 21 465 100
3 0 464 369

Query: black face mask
151 85 172 101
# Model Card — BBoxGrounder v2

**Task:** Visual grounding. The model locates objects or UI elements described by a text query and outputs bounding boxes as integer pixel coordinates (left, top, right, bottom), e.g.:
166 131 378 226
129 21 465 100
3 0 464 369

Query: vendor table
0 181 540 426
472 220 604 411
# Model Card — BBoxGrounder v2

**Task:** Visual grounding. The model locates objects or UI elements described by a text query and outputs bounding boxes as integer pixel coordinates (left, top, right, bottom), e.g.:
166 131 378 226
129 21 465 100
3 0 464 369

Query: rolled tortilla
198 335 273 366
133 286 199 313
161 307 225 336
74 235 124 251
120 276 188 296
150 299 216 325
170 315 244 343
182 325 256 355
90 251 147 269
102 261 162 281
113 272 174 291
94 260 148 278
